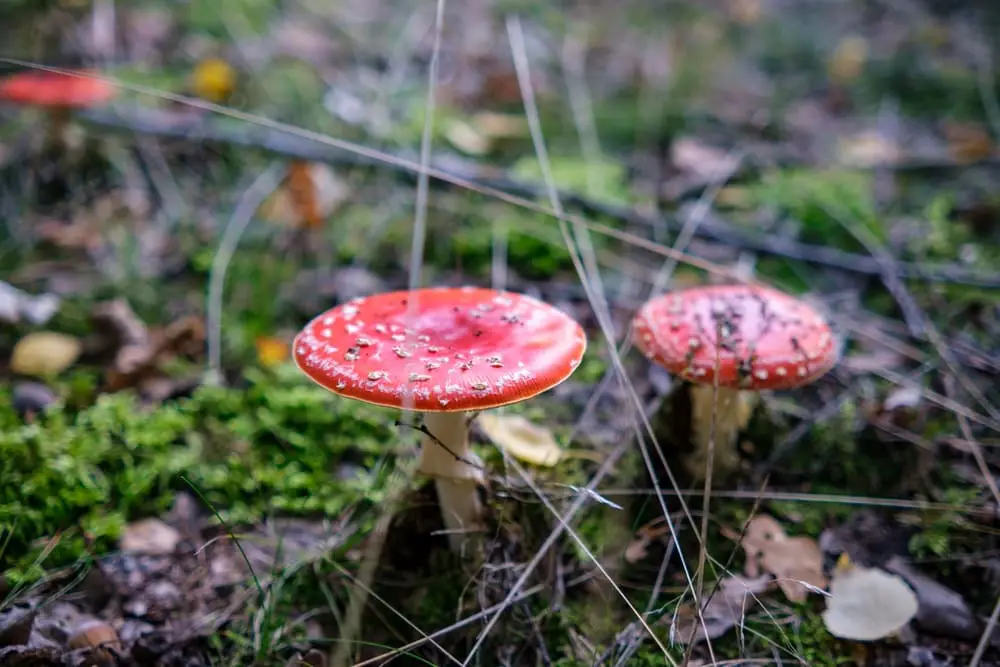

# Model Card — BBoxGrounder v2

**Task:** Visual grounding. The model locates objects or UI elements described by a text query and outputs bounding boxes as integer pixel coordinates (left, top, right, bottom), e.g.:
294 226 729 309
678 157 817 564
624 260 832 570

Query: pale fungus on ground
292 286 587 554
632 283 840 480
822 555 919 641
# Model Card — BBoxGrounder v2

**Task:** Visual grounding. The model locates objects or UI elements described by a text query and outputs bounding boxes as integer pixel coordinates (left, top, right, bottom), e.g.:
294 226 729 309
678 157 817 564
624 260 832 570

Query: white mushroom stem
686 383 758 481
417 410 486 554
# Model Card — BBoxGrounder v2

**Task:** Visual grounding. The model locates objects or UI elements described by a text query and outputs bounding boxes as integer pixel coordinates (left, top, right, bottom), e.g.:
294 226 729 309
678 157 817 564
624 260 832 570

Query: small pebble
67 619 120 652
11 382 57 418
0 601 35 647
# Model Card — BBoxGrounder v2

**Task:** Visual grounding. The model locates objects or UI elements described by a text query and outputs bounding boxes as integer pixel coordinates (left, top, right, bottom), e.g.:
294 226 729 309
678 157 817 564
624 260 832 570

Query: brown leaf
103 314 204 392
671 138 741 181
670 574 771 644
625 518 671 563
261 162 349 230
624 533 652 564
740 514 827 602
943 122 995 163
286 160 322 229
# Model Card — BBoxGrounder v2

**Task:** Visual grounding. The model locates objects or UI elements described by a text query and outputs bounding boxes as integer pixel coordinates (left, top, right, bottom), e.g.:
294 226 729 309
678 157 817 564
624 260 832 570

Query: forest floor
2 1 1000 666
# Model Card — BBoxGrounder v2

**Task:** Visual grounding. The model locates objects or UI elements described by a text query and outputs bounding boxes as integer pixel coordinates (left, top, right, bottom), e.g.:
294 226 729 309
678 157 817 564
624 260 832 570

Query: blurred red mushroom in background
632 283 840 481
293 286 587 554
0 69 117 148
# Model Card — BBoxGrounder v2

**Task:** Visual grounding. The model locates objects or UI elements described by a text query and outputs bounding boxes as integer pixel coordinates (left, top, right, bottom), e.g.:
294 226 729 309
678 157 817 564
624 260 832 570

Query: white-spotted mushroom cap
293 286 588 412
632 284 839 391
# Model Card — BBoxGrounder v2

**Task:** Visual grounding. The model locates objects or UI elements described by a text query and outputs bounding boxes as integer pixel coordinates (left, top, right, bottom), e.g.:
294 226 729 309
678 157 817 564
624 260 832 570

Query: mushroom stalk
46 107 72 148
417 410 485 553
686 383 757 481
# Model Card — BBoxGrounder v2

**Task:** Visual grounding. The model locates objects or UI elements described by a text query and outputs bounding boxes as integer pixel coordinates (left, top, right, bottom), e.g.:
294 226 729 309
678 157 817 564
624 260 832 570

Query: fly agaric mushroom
293 286 587 553
633 284 839 480
0 69 117 147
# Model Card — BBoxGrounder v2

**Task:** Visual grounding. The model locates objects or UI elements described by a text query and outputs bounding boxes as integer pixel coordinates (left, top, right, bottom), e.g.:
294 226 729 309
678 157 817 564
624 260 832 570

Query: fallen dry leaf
624 518 672 564
444 118 491 156
837 129 901 167
741 514 827 602
255 336 290 368
120 518 181 555
285 160 323 228
477 413 564 466
822 555 918 641
92 299 151 351
671 138 741 181
260 162 349 229
670 574 771 644
445 112 528 156
98 305 204 393
10 332 82 377
943 122 995 163
828 35 868 86
191 57 237 103
470 111 528 140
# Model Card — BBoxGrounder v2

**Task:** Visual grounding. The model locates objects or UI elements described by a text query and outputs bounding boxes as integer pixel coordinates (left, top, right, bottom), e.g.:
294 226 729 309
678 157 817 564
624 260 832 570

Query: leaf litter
3 0 1000 665
737 514 828 603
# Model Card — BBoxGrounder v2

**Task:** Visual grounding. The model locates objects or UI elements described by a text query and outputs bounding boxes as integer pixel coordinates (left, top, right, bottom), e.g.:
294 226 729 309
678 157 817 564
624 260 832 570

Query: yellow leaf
828 36 868 86
477 413 563 467
255 336 289 367
444 118 491 156
837 130 901 167
10 331 82 377
470 112 528 139
836 551 854 573
192 58 236 103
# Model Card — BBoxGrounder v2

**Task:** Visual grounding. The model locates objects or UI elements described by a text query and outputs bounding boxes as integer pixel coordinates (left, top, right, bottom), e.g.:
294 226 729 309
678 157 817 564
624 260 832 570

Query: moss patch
1 364 398 577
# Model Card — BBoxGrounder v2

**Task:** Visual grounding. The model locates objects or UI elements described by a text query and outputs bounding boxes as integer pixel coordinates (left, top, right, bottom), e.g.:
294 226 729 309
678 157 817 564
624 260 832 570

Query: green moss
451 216 575 280
1 363 398 577
184 0 277 38
573 344 609 385
743 168 883 251
510 155 632 207
907 486 980 560
787 605 854 666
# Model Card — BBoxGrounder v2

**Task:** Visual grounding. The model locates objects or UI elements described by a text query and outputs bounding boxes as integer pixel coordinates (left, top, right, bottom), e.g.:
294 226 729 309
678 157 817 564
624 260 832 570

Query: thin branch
78 106 1000 288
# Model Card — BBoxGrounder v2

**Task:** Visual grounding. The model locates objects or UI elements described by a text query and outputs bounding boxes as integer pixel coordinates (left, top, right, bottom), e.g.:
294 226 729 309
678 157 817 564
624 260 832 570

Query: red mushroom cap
633 284 838 391
0 70 117 108
293 287 588 412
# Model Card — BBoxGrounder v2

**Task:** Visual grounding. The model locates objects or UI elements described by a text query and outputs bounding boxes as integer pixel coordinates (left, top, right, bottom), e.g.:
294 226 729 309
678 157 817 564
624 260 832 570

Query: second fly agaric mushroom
293 286 587 553
0 69 117 147
633 284 839 480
